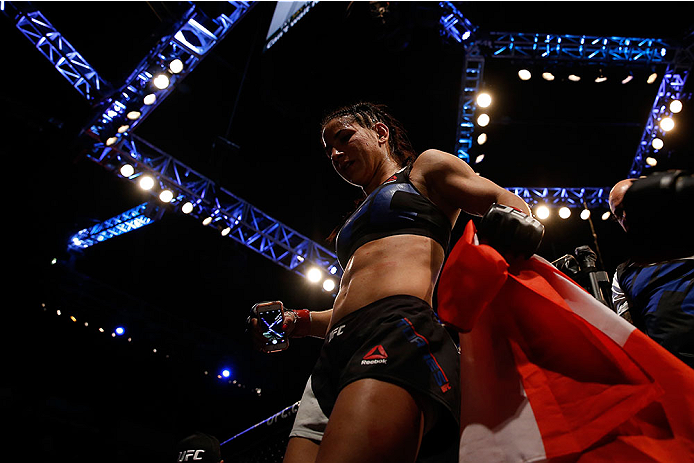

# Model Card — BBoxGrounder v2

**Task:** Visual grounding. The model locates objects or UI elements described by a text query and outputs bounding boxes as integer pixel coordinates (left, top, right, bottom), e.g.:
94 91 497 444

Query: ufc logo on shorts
178 449 205 461
327 324 345 343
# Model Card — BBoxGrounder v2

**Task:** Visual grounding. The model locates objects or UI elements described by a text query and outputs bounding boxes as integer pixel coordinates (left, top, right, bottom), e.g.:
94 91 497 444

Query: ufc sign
178 449 205 461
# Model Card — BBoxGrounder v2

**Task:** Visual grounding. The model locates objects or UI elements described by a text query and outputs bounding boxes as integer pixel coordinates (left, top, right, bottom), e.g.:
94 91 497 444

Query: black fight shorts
289 295 460 462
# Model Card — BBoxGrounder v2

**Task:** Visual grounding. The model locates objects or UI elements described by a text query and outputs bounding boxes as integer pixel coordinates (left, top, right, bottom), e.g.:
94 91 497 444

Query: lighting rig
6 1 692 279
439 0 692 214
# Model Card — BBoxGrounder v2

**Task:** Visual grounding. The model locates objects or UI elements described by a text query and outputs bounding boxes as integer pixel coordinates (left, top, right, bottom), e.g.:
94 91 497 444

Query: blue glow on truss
68 203 153 251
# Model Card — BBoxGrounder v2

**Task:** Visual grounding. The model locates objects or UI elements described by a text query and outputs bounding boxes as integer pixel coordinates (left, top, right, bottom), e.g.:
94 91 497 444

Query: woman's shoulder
411 149 466 177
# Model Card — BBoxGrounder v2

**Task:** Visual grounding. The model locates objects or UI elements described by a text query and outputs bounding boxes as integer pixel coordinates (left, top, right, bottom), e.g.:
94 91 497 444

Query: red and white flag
437 221 694 462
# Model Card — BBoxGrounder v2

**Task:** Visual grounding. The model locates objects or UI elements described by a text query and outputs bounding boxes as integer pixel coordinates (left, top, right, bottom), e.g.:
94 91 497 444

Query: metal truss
69 203 154 251
2 2 111 101
86 132 342 280
505 187 610 208
439 2 692 181
87 1 256 147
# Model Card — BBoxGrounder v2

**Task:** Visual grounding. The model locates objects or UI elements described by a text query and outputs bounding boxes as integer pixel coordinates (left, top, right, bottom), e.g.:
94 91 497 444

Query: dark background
3 2 692 461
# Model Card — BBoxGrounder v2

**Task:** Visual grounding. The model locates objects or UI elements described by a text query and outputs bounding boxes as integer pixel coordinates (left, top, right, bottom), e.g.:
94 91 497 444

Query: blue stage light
221 368 232 378
115 326 125 336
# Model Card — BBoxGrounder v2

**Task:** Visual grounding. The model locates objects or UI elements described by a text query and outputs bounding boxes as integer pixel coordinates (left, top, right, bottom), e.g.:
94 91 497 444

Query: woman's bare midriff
329 234 446 330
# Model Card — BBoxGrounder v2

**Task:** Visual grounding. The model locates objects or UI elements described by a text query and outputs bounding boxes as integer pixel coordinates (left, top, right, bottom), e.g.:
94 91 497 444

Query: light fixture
568 74 581 82
647 72 658 84
159 189 174 203
322 279 336 292
202 216 213 226
307 267 322 283
518 69 531 80
558 206 571 219
181 201 194 214
143 93 157 105
126 110 141 120
660 117 674 132
580 209 591 220
535 205 550 220
621 74 634 84
670 100 683 113
475 154 485 164
169 58 184 74
542 72 555 81
120 163 135 177
595 70 607 83
221 225 231 236
106 136 118 146
139 175 155 190
646 157 658 167
601 211 611 221
652 138 664 150
477 114 490 127
476 92 492 108
117 124 130 133
477 133 487 145
153 73 170 90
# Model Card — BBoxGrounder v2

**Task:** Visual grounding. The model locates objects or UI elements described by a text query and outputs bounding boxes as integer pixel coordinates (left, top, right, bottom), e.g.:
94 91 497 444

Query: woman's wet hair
321 102 418 167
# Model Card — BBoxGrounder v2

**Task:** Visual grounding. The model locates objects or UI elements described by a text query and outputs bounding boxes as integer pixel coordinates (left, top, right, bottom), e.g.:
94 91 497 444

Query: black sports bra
335 166 452 269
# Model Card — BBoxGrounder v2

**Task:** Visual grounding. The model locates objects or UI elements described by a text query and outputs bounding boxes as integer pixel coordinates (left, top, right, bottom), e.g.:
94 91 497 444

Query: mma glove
477 203 544 260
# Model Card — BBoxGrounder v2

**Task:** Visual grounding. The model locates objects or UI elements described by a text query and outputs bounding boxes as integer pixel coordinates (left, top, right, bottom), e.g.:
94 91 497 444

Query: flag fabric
437 221 694 462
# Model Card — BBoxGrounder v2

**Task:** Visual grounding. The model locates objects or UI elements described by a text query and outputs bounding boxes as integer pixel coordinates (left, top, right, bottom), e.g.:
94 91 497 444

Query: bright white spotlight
106 136 118 146
475 154 485 164
221 226 231 236
221 368 231 378
518 69 531 81
153 73 170 90
595 75 607 83
126 110 141 120
477 133 487 145
535 205 550 220
143 93 157 105
477 113 490 127
181 202 194 214
202 216 213 226
647 72 658 84
542 72 555 81
660 117 674 132
322 279 336 292
306 267 322 283
476 92 492 108
601 211 611 221
120 164 135 177
169 58 184 74
646 157 658 167
580 209 591 220
621 74 634 84
558 206 571 219
670 100 683 113
652 138 664 150
159 189 174 203
115 326 125 336
139 175 155 190
117 124 129 133
568 74 581 82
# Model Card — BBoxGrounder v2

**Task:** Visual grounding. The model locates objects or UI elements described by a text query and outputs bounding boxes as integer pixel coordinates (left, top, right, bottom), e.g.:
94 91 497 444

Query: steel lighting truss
82 133 342 279
439 1 692 208
2 2 111 101
69 203 154 251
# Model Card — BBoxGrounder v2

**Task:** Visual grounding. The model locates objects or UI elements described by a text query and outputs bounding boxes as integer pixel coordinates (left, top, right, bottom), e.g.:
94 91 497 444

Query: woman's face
321 117 389 187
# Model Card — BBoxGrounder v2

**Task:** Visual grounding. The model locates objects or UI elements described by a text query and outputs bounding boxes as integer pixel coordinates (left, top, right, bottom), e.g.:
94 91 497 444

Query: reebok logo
361 345 388 365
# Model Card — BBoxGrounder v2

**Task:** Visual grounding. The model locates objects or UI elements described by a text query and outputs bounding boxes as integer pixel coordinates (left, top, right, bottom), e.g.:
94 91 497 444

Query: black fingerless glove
477 204 544 259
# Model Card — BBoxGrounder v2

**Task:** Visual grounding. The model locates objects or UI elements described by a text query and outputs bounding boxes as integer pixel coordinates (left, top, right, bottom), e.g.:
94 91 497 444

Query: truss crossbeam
69 203 153 250
86 133 342 280
4 3 111 101
506 187 611 208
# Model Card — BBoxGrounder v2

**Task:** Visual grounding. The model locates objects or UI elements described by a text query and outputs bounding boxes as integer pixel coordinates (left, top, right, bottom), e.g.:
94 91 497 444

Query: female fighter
250 102 532 463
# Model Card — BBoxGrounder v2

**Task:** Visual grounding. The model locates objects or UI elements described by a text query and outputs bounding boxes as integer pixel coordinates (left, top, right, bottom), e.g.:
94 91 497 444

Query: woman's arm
414 149 531 216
